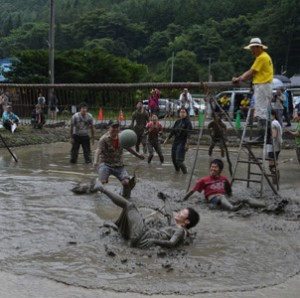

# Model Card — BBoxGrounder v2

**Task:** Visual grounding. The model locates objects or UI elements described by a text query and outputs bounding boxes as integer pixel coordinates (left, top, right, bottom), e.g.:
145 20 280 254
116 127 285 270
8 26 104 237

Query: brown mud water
0 134 299 296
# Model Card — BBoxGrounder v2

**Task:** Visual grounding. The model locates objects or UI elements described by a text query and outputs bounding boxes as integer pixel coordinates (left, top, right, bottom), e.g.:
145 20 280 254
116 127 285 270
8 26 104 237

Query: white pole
208 57 212 82
49 0 55 84
170 51 174 82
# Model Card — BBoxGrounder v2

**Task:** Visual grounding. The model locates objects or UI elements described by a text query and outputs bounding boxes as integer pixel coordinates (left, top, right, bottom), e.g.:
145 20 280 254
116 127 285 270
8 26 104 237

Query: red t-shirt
193 175 230 199
113 138 119 150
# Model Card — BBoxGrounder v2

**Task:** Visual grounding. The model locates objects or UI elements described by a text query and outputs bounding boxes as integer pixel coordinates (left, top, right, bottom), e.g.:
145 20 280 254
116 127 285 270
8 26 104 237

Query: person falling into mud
95 181 200 248
93 121 144 199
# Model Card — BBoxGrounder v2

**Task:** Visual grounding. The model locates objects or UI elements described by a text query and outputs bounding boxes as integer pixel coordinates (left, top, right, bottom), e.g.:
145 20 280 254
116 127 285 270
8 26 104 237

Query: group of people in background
0 91 60 133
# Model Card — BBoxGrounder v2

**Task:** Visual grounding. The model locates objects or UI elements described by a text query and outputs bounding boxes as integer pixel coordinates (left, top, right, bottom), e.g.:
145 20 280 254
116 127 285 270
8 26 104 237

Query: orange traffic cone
98 107 103 120
118 109 124 121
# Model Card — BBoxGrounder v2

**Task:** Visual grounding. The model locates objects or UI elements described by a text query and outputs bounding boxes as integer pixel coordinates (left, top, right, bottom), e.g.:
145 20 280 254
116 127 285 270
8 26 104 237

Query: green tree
2 14 13 36
163 50 200 82
6 48 148 83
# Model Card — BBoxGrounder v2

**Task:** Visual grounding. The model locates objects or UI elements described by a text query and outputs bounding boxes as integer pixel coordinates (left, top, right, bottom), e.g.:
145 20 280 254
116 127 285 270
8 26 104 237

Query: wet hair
271 109 278 120
186 207 200 229
79 102 88 108
179 107 188 114
210 158 224 171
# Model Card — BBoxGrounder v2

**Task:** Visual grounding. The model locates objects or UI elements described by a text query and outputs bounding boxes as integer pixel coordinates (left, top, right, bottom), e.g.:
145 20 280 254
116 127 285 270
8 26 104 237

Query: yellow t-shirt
240 98 249 107
220 96 230 104
251 51 273 84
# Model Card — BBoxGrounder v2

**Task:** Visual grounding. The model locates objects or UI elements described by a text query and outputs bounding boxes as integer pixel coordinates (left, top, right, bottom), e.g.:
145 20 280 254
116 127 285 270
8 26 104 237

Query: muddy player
145 114 164 164
183 159 265 210
130 101 149 154
164 108 192 174
183 159 243 211
95 181 199 249
93 121 144 198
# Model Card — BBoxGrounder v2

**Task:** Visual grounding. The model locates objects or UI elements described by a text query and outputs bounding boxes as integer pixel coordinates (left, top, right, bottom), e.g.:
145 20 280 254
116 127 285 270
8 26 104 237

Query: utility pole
49 0 55 84
208 57 212 82
170 51 175 82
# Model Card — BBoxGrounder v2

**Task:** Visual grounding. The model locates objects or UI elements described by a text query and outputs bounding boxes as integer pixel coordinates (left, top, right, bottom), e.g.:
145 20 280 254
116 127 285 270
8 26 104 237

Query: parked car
142 98 173 118
293 96 300 112
168 98 181 116
170 97 201 116
215 89 252 120
191 94 207 115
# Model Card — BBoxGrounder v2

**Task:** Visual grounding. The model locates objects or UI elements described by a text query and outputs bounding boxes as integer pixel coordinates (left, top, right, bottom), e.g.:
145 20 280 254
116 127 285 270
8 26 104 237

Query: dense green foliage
1 0 299 83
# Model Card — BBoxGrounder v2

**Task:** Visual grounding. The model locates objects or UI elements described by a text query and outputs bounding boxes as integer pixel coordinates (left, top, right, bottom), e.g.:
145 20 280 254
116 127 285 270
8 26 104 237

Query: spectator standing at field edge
2 105 19 133
285 110 300 165
70 102 95 164
179 88 194 117
148 88 160 116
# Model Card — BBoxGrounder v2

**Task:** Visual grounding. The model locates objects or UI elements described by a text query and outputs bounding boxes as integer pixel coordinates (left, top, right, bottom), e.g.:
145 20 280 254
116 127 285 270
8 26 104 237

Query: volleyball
119 129 137 148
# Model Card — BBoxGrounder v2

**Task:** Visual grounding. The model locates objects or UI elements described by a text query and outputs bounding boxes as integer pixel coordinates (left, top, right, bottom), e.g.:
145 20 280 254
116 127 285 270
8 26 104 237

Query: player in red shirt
183 159 242 211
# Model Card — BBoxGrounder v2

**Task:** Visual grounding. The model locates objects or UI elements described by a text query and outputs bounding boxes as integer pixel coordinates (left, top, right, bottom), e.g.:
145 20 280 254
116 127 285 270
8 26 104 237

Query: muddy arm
182 189 195 201
139 228 184 248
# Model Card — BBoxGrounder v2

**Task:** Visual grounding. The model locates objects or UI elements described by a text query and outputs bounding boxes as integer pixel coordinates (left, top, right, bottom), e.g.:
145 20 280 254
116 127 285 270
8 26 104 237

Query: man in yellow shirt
220 94 231 112
232 37 273 143
239 96 250 119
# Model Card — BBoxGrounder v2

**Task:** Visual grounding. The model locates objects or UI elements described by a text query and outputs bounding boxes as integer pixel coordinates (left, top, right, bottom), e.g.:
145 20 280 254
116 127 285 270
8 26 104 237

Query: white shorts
253 83 272 119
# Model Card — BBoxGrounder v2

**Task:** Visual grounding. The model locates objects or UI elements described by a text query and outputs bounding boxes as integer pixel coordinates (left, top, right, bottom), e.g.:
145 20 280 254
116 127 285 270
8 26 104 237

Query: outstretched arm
182 189 195 201
232 69 255 83
126 147 145 159
140 228 185 248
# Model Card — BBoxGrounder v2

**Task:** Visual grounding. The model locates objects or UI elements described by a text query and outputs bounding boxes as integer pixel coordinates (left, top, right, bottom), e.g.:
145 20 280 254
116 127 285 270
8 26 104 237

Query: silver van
215 89 252 120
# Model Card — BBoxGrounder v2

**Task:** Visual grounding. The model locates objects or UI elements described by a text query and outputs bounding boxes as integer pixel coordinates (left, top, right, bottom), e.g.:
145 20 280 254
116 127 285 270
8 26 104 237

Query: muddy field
0 142 299 297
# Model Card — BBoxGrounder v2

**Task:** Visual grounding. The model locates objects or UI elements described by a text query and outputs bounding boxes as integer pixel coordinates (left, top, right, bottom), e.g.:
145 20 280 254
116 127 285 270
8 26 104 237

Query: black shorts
268 151 280 160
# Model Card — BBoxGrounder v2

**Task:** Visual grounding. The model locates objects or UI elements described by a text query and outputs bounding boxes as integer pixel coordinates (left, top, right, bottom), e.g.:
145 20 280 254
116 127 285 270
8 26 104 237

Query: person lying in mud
183 159 265 210
94 181 200 249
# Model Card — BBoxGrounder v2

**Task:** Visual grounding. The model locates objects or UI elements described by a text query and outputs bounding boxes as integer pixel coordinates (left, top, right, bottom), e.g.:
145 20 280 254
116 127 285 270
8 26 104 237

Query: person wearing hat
232 37 273 143
285 111 300 165
70 102 95 164
93 121 145 198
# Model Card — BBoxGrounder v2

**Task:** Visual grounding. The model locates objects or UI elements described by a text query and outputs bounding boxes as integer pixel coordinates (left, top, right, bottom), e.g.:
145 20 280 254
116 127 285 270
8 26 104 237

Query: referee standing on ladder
232 37 273 144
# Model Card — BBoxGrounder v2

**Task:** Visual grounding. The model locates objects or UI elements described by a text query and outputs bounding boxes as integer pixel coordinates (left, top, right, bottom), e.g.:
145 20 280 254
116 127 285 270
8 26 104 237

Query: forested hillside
0 0 299 83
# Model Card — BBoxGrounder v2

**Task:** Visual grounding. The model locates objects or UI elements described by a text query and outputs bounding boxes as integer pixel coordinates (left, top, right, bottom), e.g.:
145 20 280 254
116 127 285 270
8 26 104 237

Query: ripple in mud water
0 175 299 294
0 143 299 294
